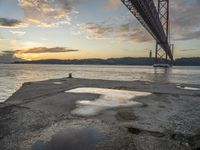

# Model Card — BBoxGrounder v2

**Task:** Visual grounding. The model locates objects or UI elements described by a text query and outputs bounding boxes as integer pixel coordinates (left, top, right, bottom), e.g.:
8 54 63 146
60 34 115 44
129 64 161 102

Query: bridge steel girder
121 0 173 62
155 0 170 63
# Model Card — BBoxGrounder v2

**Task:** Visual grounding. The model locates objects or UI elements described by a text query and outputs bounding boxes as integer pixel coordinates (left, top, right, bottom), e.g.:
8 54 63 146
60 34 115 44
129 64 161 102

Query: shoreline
1 63 200 67
0 78 200 149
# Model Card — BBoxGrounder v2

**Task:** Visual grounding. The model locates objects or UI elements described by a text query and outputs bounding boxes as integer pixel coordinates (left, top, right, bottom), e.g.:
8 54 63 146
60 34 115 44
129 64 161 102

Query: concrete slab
0 78 200 150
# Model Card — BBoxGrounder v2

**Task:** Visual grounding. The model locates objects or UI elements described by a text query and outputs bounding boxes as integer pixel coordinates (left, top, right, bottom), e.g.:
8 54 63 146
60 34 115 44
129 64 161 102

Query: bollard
69 73 72 78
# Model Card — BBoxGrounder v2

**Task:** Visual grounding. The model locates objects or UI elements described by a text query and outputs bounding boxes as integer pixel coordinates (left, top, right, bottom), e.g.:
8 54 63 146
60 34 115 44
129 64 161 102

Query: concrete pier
0 78 200 150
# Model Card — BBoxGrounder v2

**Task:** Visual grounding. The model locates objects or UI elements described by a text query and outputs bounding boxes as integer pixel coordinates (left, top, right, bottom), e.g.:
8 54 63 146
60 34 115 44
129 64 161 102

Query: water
0 64 200 102
66 87 150 117
32 127 104 150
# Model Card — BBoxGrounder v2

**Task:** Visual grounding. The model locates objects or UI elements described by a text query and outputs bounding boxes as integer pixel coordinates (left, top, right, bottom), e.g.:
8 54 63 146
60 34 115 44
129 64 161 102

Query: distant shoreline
10 57 200 66
1 57 200 66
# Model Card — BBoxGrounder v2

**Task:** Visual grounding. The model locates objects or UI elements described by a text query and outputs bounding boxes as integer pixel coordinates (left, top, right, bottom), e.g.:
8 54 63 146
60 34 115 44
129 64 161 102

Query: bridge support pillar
155 0 170 64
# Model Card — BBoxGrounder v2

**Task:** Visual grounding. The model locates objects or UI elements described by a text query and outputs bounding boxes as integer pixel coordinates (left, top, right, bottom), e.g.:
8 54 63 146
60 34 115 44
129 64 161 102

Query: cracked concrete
0 78 200 150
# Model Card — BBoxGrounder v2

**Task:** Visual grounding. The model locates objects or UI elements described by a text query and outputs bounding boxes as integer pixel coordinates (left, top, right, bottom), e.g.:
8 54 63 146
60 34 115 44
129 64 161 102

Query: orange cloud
108 0 121 8
15 47 79 54
14 47 79 60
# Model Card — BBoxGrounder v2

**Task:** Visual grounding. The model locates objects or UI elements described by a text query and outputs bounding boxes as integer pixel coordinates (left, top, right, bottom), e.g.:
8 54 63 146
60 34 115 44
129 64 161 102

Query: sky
0 0 200 62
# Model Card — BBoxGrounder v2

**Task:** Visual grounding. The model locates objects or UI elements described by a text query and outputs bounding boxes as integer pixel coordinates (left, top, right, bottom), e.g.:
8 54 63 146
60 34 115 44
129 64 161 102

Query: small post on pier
69 73 72 78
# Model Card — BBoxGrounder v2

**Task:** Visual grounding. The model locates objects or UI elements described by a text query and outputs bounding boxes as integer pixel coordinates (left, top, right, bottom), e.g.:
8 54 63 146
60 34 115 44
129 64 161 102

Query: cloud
108 0 121 8
179 48 198 51
13 47 79 60
170 0 200 41
18 0 78 27
82 23 113 40
15 47 79 55
77 21 152 43
117 0 200 41
9 30 26 36
175 31 200 41
0 18 26 28
0 51 24 63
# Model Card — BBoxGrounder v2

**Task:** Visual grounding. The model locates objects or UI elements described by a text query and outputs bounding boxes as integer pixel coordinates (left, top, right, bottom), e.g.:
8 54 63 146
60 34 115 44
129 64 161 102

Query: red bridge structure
121 0 173 65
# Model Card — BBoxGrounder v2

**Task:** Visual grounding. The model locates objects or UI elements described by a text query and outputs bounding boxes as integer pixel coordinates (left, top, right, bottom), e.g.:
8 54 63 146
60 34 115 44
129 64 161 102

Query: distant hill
174 57 200 66
14 57 155 65
14 57 200 66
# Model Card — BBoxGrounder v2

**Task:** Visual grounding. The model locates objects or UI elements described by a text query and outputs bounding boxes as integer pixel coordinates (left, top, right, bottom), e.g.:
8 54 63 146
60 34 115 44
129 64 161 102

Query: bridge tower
155 0 170 64
121 0 173 64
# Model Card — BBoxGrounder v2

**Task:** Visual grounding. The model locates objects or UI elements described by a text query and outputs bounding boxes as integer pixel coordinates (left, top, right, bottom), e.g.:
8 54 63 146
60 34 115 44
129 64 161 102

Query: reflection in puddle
176 85 200 91
53 82 63 85
32 127 104 150
66 87 151 116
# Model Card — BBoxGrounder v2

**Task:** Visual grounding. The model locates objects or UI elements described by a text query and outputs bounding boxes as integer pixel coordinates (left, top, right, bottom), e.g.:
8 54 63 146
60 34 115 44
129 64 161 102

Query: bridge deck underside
121 0 173 61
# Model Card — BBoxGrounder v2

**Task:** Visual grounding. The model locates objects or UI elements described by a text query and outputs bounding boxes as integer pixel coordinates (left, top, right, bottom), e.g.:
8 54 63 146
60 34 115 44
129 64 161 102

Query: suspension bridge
121 0 173 65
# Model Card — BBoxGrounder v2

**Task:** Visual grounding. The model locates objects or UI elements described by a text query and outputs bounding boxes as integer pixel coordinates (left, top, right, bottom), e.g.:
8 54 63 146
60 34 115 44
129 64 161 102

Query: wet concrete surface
32 127 104 150
0 78 200 150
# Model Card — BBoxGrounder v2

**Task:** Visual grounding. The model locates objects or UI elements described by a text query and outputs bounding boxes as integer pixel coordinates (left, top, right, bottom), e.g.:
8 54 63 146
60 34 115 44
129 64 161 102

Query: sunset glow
0 0 200 62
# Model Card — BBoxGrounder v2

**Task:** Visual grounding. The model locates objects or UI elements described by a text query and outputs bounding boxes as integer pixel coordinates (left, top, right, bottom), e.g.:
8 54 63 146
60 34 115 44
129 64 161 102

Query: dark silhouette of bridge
121 0 173 64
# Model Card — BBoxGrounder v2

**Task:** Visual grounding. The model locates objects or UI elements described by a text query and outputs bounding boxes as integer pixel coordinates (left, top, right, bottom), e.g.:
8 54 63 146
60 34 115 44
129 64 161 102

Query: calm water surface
0 64 200 102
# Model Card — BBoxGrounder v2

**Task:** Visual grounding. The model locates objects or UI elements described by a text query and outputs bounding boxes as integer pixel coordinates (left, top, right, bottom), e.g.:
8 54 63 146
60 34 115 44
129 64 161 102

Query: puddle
32 127 104 150
176 85 200 91
53 82 63 85
65 87 151 116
